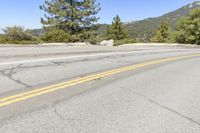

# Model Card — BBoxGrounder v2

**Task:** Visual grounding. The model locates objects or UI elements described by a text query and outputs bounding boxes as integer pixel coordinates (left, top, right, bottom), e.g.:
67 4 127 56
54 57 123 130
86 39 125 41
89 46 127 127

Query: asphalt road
0 45 200 133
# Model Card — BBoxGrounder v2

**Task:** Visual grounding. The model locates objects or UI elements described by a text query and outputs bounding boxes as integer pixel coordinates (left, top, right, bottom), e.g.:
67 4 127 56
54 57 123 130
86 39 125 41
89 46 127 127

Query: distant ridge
97 1 200 42
124 1 200 41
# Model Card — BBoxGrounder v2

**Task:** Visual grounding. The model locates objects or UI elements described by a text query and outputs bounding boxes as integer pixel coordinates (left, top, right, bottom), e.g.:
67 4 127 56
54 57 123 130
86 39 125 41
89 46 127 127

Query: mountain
125 1 200 42
98 1 200 42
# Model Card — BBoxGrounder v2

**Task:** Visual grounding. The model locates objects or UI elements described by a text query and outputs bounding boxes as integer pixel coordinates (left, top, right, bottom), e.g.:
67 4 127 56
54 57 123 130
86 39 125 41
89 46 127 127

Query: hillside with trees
98 1 200 42
125 1 200 42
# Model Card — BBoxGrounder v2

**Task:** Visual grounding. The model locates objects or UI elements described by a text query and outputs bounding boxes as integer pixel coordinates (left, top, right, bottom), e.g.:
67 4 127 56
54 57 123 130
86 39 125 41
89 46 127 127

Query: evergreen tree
40 0 100 34
150 21 169 43
175 8 200 45
107 15 127 40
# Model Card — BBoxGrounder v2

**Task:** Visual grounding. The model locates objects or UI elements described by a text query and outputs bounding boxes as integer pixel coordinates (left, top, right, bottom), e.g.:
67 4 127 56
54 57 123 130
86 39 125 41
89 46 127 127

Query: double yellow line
0 53 200 107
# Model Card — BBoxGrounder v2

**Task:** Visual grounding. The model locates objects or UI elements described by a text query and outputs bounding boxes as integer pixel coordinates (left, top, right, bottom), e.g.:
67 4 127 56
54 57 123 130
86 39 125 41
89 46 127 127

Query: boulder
100 40 114 46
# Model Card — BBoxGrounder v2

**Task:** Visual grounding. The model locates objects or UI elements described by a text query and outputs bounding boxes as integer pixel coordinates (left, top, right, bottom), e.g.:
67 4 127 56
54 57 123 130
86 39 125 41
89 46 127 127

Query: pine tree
40 0 100 34
175 8 200 45
150 21 169 43
107 15 127 40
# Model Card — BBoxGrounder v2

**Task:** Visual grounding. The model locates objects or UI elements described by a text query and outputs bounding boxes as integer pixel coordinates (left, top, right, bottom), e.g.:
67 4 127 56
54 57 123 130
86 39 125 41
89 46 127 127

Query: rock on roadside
100 40 114 46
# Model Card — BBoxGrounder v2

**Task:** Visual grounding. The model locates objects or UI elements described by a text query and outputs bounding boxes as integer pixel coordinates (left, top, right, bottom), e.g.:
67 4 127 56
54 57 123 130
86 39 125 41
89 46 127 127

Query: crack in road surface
0 50 184 67
0 65 31 88
123 87 200 127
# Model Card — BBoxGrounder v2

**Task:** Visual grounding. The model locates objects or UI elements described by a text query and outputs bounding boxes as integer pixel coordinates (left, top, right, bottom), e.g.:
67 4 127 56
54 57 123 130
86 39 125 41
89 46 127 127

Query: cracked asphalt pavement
0 45 200 133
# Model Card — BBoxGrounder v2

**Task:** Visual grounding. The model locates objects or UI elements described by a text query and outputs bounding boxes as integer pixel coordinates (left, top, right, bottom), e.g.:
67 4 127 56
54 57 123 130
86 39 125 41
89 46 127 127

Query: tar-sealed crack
53 108 113 123
0 50 174 72
122 87 200 127
0 64 31 88
54 109 65 121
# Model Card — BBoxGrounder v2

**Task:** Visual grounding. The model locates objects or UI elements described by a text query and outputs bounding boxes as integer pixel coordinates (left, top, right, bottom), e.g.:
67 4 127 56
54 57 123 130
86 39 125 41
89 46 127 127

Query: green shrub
41 29 70 43
85 35 106 45
114 38 136 46
3 26 34 44
0 35 7 44
86 37 98 45
69 34 83 42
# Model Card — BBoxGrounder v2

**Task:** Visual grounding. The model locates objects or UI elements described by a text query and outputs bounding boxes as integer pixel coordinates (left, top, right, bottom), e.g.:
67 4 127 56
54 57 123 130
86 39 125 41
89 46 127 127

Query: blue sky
0 0 198 31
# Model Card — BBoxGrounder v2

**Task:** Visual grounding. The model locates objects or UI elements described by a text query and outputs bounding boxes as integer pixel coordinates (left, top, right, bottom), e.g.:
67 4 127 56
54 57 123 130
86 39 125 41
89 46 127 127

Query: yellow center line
0 65 139 102
0 53 200 107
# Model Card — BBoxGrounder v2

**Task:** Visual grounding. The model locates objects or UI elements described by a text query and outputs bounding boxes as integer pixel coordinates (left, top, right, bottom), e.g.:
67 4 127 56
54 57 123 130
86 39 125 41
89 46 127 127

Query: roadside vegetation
150 22 171 43
174 8 200 45
0 0 199 45
0 34 6 44
150 8 200 45
0 26 40 44
106 15 136 46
